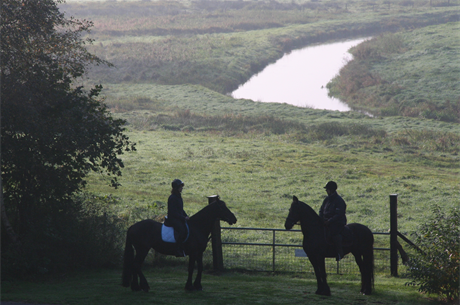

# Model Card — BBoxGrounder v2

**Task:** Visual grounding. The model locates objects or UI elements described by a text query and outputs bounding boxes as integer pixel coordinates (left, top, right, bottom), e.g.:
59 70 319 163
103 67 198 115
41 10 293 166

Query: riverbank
327 22 460 121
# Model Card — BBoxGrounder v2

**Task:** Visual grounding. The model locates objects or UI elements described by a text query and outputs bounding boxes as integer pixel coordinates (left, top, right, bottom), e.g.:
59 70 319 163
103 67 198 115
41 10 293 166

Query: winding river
231 38 369 111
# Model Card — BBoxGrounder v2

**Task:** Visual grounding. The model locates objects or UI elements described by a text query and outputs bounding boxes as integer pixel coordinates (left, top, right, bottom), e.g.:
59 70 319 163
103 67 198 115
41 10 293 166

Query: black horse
122 199 237 292
284 196 374 296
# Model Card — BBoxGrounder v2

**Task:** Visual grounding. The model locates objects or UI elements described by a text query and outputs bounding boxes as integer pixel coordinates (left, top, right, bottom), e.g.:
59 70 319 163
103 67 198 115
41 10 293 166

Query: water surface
232 38 369 111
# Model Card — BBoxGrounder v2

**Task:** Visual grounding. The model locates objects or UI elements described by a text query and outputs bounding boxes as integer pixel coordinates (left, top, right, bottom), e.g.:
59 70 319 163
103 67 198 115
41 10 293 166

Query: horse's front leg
318 256 330 296
309 255 330 296
185 254 195 291
193 253 203 291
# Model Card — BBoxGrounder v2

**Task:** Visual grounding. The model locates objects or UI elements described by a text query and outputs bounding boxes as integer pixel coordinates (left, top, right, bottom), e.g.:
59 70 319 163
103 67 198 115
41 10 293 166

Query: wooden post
390 194 398 276
208 195 223 271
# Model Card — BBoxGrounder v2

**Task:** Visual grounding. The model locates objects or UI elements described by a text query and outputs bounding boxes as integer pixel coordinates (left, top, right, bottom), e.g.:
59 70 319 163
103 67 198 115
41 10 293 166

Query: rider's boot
175 241 186 257
333 234 344 261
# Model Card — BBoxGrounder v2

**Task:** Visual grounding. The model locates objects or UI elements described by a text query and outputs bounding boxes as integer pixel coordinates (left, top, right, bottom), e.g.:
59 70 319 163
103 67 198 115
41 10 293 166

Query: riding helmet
324 181 338 191
172 179 184 188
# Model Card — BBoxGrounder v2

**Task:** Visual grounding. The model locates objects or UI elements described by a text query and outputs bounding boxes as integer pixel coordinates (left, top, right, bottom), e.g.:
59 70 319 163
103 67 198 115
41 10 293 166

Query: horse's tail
122 227 134 287
363 228 375 290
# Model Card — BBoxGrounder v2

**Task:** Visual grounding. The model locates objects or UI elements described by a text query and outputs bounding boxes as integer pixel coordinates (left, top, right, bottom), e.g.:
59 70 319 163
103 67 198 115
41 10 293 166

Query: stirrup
175 249 186 257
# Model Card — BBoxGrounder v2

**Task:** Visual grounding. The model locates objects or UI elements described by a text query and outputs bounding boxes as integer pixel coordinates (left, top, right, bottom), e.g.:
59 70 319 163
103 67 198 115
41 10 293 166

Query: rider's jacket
319 192 347 228
168 191 188 222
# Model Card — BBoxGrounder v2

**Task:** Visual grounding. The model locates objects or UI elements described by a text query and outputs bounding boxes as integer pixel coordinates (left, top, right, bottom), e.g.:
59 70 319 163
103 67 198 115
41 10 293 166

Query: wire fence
151 227 394 275
218 227 392 275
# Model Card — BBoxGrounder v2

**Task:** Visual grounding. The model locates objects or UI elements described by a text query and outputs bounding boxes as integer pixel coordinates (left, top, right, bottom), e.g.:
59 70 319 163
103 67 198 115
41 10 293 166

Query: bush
406 205 459 302
1 194 127 279
307 122 386 140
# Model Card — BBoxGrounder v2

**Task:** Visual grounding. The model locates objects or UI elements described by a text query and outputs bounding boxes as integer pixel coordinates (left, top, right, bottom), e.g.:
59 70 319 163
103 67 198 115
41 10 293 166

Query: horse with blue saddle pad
122 198 237 292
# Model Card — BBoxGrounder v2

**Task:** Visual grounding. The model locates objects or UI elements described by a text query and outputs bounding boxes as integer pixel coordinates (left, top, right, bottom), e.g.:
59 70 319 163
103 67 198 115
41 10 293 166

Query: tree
406 205 459 302
1 0 135 255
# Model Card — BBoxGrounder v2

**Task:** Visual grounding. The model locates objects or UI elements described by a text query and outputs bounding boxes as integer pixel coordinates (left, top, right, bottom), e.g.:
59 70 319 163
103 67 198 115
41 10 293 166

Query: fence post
272 230 276 272
208 195 223 271
390 194 398 277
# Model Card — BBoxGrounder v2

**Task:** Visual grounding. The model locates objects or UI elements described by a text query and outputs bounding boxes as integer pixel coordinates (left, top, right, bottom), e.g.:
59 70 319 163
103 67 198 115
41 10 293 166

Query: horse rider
319 181 347 261
167 179 189 257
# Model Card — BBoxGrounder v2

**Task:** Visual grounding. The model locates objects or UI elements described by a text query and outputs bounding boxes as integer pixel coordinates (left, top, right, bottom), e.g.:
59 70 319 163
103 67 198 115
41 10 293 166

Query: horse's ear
293 196 298 203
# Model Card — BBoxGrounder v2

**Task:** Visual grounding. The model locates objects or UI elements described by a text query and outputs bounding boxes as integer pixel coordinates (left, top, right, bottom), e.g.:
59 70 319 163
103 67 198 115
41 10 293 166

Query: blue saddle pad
161 224 176 243
161 223 189 243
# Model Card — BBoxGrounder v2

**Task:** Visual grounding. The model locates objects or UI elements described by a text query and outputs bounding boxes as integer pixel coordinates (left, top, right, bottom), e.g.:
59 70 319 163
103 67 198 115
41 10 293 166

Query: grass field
1 268 443 305
85 127 459 234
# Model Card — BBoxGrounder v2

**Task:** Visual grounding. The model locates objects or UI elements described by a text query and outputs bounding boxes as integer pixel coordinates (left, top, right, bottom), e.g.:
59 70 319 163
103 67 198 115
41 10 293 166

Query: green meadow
86 125 459 234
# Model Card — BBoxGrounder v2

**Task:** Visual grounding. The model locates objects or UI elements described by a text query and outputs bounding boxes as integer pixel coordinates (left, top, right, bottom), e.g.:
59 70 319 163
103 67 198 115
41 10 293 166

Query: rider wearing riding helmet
168 179 189 257
319 181 347 261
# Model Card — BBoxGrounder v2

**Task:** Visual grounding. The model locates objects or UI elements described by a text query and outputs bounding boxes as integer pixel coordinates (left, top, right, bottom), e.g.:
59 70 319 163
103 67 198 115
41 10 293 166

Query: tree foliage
406 205 459 302
1 0 135 272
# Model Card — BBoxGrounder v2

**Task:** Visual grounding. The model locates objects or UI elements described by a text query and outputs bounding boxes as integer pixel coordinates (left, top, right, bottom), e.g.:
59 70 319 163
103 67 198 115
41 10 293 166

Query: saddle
161 217 189 244
325 225 354 247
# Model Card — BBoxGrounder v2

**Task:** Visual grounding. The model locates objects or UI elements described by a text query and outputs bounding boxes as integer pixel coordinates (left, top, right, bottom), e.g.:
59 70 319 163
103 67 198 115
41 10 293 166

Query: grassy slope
327 22 460 118
376 23 460 105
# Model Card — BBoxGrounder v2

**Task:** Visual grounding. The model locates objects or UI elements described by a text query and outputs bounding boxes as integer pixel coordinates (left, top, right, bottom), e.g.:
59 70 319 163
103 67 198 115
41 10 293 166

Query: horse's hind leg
132 247 150 292
353 251 373 295
361 248 374 295
353 253 365 293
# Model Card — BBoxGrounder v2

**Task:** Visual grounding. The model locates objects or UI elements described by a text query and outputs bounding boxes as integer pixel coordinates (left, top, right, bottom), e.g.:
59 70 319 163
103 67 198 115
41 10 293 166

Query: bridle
285 215 298 229
215 200 235 224
285 204 300 229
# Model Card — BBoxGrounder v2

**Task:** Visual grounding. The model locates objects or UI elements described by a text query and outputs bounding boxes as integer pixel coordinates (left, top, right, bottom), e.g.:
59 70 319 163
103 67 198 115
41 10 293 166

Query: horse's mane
298 200 322 224
188 200 222 225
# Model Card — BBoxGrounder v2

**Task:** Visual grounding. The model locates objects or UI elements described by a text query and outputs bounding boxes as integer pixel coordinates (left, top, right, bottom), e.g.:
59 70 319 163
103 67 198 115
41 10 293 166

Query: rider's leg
174 223 186 257
332 234 344 261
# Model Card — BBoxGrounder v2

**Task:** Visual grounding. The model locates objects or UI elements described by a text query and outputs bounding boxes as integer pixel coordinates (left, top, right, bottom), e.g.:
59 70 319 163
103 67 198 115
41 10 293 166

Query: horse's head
215 200 237 225
284 196 301 230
